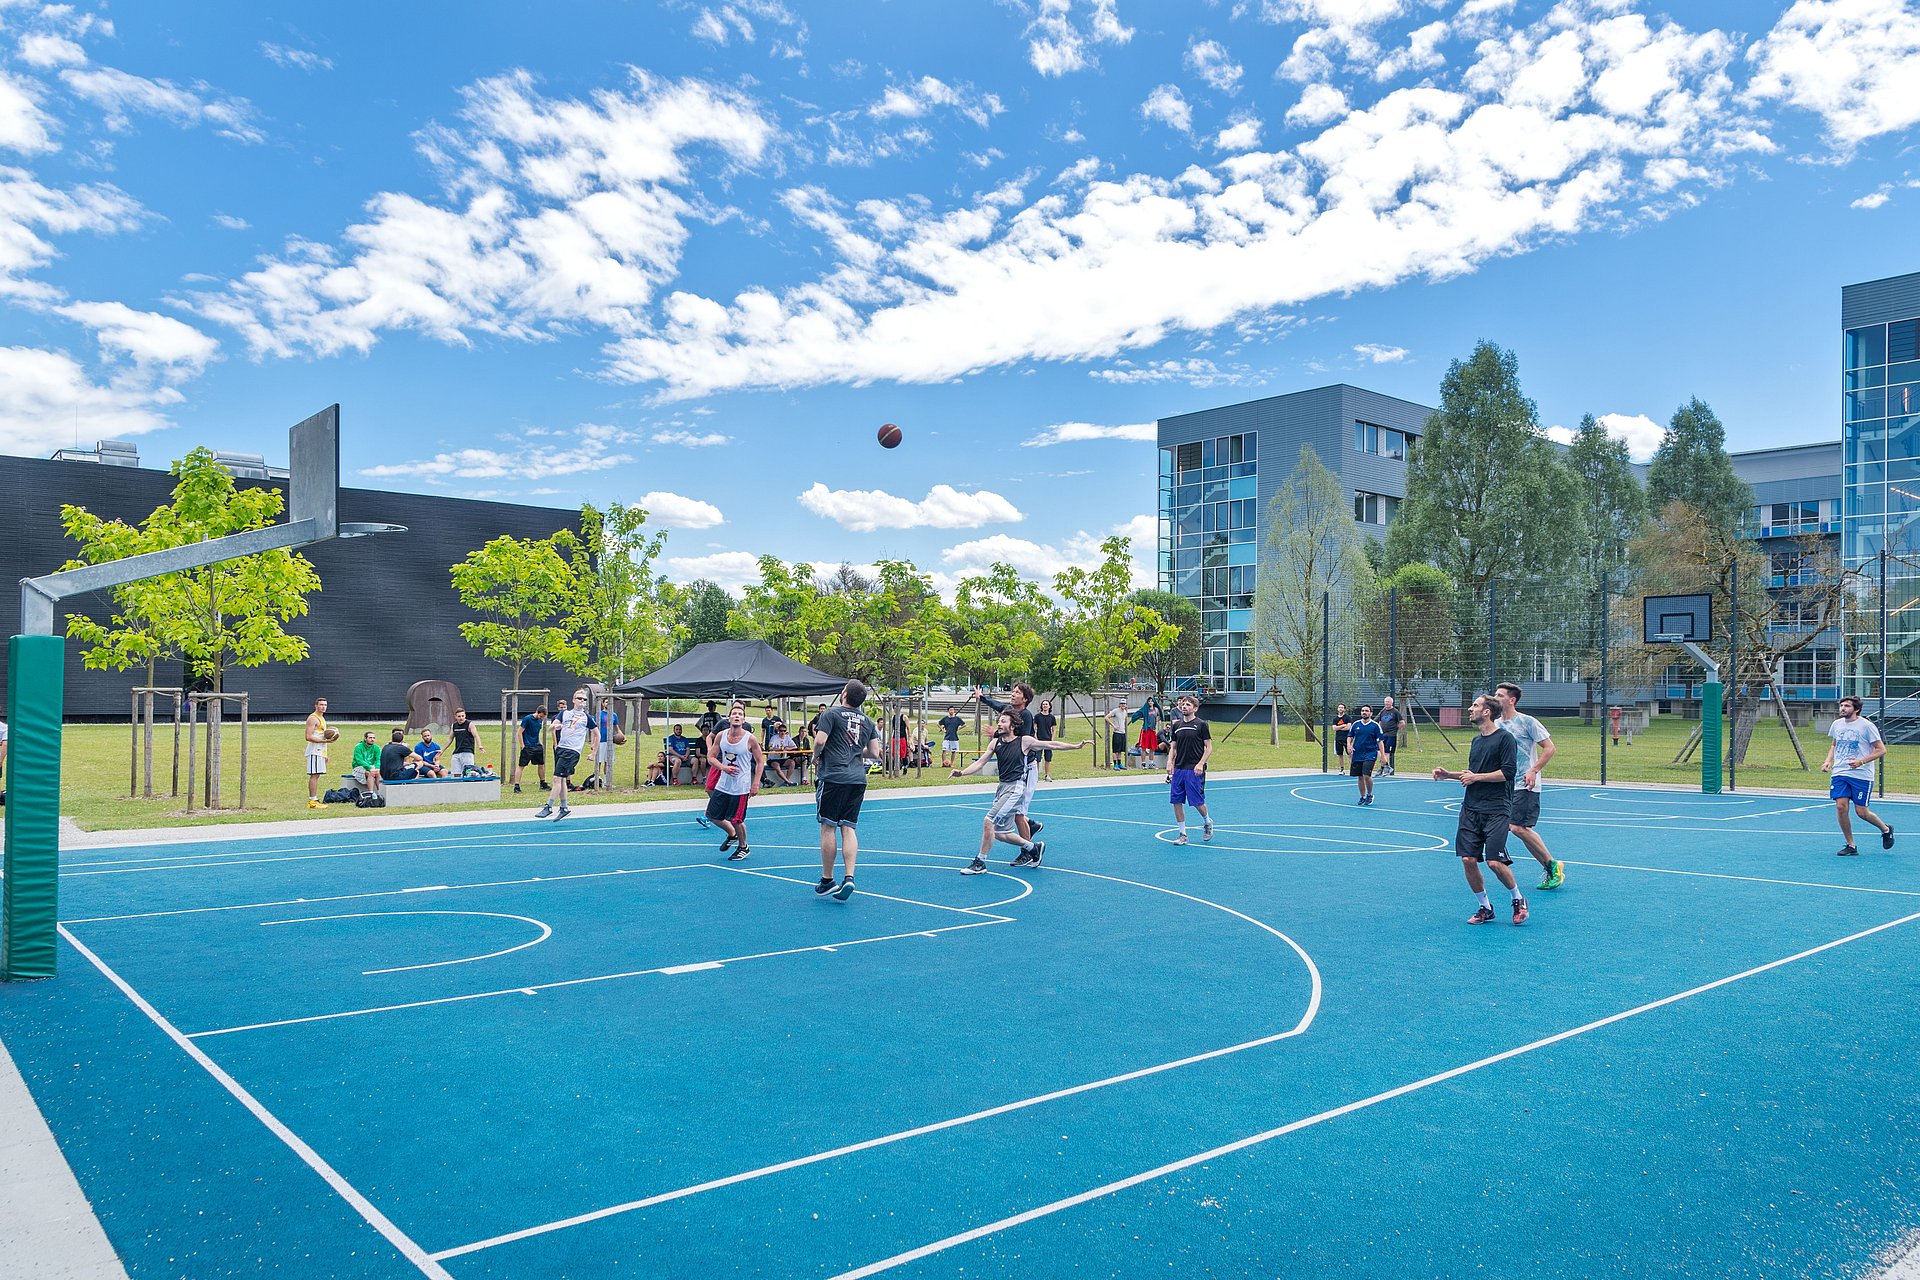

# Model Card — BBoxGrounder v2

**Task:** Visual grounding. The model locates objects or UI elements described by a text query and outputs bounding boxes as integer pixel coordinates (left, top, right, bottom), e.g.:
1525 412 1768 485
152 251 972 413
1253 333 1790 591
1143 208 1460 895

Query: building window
1354 421 1415 460
1353 491 1398 525
1161 430 1259 693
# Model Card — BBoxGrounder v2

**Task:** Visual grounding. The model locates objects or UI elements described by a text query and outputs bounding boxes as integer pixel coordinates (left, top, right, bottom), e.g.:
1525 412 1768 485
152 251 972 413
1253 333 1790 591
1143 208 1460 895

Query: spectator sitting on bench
769 721 800 785
351 731 382 794
414 728 448 778
648 725 693 786
380 728 421 784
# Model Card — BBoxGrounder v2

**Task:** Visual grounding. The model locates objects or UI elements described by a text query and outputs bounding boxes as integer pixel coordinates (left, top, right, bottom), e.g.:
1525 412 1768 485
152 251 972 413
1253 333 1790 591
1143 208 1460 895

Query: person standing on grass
813 679 883 901
1377 696 1403 776
1493 682 1565 890
1034 698 1060 782
1164 693 1214 844
939 705 966 769
1333 703 1350 768
593 701 621 790
1433 694 1527 925
513 705 548 794
1609 704 1623 747
449 709 482 776
1130 695 1163 767
1107 700 1130 770
1824 694 1895 857
1348 705 1382 805
304 697 331 809
975 684 1045 862
536 689 595 822
708 701 764 861
954 711 1086 871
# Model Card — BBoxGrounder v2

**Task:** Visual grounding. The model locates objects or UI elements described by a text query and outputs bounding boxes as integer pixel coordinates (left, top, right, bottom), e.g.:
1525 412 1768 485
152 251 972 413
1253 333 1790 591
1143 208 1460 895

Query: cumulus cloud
360 427 635 482
663 549 763 590
16 34 86 70
56 301 219 373
868 76 1003 128
0 70 58 153
635 489 725 528
1215 116 1262 150
1746 0 1920 148
260 43 333 72
1353 342 1407 363
1285 83 1349 127
797 482 1023 532
0 345 176 456
651 428 732 447
940 514 1155 588
1026 0 1133 77
1141 84 1193 132
1186 39 1244 94
1021 421 1156 446
1543 411 1665 463
60 67 264 144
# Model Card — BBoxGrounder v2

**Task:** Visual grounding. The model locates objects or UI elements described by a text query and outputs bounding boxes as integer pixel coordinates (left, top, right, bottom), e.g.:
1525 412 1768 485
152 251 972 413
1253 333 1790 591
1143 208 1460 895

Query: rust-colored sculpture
406 679 465 732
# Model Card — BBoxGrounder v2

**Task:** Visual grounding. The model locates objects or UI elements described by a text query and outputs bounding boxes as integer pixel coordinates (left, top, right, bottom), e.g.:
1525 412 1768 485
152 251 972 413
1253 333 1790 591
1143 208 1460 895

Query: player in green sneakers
1494 682 1564 889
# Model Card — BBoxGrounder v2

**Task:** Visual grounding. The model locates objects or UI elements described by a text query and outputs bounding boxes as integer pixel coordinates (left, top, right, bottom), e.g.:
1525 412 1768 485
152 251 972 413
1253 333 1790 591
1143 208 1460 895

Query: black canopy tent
612 639 846 701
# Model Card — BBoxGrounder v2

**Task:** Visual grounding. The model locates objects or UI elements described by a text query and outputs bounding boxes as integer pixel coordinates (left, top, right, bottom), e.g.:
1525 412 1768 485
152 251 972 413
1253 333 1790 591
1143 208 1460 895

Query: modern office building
1156 384 1434 701
1841 270 1920 725
1731 442 1842 703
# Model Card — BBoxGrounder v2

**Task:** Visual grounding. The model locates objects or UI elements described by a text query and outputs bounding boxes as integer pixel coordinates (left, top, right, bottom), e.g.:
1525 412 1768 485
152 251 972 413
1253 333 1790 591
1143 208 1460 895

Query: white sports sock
1475 891 1491 908
1509 885 1525 901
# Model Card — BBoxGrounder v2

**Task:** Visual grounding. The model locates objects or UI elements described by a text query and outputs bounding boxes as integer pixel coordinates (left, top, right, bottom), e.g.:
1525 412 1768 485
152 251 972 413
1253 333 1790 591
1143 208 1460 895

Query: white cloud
636 490 725 528
1853 190 1890 209
663 549 763 590
260 43 333 73
1353 342 1407 363
0 168 147 300
1021 420 1156 446
1026 0 1133 76
1285 83 1349 127
1544 411 1665 463
1055 155 1101 185
60 68 264 144
1141 84 1192 133
1746 0 1920 148
0 70 57 153
868 76 1003 128
210 213 249 230
940 514 1155 588
1376 20 1451 80
1215 116 1262 150
56 301 219 372
16 34 86 70
688 1 801 48
651 428 732 447
360 429 635 482
0 345 176 456
1090 358 1247 387
1186 39 1243 95
797 482 1023 532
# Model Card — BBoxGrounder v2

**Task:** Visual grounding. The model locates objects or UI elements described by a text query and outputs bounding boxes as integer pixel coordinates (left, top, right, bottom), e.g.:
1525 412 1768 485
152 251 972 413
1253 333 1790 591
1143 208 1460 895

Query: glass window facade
1843 310 1920 709
1353 490 1398 526
1159 431 1258 693
1353 421 1416 459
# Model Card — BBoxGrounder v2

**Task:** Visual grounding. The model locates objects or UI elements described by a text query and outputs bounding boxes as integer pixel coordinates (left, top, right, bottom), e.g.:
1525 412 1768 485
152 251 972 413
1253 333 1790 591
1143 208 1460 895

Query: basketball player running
1493 682 1565 889
953 712 1084 871
1165 693 1214 844
708 701 764 860
813 679 884 900
1824 694 1895 856
1433 694 1527 925
536 689 595 821
974 684 1045 861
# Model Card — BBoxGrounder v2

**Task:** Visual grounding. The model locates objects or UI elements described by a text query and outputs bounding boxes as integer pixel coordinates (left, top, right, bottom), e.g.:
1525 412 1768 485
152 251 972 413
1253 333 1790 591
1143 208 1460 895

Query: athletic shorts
1455 808 1513 863
1831 776 1874 805
518 745 545 767
1510 790 1542 828
1350 756 1376 778
450 752 476 774
1040 747 1054 762
552 747 581 778
1335 731 1348 756
1170 766 1205 806
1382 735 1398 754
1017 760 1038 814
944 738 961 753
595 742 614 763
305 749 328 776
987 780 1024 831
1140 729 1159 752
706 767 721 792
817 780 867 828
706 789 749 824
1110 731 1127 755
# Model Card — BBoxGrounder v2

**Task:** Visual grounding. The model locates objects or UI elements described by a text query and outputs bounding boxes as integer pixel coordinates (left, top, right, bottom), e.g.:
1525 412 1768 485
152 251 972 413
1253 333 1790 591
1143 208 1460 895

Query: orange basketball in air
878 423 903 449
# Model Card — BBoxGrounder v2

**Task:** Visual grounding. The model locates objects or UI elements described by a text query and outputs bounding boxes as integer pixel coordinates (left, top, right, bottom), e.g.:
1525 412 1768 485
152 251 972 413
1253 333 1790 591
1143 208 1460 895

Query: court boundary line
1563 861 1920 898
827 907 1920 1279
56 926 456 1280
258 910 556 976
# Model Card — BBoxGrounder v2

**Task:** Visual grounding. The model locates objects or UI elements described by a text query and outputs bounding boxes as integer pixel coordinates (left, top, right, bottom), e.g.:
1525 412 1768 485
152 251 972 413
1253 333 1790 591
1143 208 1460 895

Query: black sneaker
833 878 855 901
513 783 522 794
1884 826 1896 850
728 845 750 861
534 802 554 819
719 833 736 852
1010 840 1045 867
815 877 836 895
1838 845 1860 856
554 806 570 822
962 858 989 875
1027 820 1043 837
1468 904 1497 925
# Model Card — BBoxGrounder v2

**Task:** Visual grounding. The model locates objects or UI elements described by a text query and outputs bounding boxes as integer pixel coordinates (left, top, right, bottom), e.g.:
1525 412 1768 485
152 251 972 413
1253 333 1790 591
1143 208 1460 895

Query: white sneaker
1172 830 1189 845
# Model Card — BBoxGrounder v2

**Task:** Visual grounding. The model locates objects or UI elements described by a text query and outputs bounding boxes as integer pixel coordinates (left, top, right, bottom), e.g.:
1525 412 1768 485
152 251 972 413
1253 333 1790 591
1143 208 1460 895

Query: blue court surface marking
3 776 1919 1279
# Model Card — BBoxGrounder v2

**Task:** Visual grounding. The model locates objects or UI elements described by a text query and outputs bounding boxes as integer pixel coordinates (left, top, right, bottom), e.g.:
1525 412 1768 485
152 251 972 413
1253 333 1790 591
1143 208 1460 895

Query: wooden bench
377 774 502 807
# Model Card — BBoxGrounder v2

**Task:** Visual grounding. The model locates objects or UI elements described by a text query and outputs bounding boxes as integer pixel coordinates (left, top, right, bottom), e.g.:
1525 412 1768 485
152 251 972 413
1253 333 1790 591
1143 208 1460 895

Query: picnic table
763 747 811 786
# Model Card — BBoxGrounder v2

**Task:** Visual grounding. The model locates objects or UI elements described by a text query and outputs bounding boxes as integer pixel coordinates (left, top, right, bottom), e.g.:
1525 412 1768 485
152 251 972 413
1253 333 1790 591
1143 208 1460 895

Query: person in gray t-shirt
1494 682 1563 891
812 679 883 901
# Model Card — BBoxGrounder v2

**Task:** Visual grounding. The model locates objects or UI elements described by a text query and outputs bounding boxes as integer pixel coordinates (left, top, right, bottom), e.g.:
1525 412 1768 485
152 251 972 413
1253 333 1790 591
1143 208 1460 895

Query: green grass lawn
37 708 1886 832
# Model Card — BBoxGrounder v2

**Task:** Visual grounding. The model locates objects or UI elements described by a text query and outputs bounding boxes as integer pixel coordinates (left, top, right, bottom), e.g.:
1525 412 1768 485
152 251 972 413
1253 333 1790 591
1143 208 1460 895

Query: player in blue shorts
1824 694 1894 856
1165 693 1214 844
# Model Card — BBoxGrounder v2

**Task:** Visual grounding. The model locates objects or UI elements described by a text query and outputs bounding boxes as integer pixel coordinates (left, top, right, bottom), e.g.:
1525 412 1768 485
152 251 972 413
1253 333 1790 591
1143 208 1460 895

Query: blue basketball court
3 774 1918 1278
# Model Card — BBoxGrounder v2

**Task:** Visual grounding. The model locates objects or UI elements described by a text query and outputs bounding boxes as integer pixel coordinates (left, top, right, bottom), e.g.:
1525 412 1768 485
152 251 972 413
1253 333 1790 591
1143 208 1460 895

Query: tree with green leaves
731 557 826 661
1252 444 1374 735
681 580 736 653
564 501 680 686
62 448 321 692
1052 536 1178 713
952 563 1053 687
1645 398 1754 532
1129 589 1201 694
1565 414 1649 577
1359 562 1457 692
451 531 580 689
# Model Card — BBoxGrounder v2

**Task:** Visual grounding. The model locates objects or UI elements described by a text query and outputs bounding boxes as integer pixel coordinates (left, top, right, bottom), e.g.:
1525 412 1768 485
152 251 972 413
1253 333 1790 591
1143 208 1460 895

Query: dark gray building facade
0 455 586 719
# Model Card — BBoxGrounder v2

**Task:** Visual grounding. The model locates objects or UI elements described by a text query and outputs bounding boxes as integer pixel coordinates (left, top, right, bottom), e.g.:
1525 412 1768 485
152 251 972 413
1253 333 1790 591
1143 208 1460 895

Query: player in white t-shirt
1823 694 1894 856
536 688 597 822
1495 682 1565 891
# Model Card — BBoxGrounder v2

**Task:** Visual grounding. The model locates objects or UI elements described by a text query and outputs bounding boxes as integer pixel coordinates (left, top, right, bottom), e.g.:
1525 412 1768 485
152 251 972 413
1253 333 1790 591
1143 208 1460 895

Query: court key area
3 774 1919 1279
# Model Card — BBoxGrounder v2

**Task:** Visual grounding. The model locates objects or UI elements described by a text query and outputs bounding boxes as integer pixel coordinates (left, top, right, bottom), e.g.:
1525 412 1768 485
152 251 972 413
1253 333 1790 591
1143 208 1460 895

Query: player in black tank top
953 710 1089 873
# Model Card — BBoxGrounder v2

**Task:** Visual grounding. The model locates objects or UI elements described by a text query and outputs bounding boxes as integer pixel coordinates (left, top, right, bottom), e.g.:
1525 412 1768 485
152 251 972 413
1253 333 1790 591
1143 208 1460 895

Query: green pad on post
1700 680 1723 796
3 635 64 981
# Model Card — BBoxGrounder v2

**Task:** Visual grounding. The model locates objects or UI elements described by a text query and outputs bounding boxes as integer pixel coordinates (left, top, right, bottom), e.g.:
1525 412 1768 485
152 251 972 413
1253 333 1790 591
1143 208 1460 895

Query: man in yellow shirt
304 698 331 809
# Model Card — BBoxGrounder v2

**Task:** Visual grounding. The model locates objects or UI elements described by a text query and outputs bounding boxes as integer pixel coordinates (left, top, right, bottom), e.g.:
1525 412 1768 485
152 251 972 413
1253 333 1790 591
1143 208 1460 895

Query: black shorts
518 745 546 767
1382 735 1398 754
1456 808 1513 863
1350 756 1376 778
706 790 749 824
1510 790 1541 828
552 747 581 778
1110 731 1127 754
816 780 867 828
1335 730 1349 755
1041 747 1054 762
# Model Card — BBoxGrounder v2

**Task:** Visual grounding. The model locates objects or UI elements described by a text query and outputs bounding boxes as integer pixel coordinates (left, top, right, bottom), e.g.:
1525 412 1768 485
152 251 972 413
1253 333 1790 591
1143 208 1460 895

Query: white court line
429 862 1321 1263
1566 861 1920 899
1035 809 1441 850
720 864 1033 917
56 926 456 1280
828 908 1920 1279
259 911 555 976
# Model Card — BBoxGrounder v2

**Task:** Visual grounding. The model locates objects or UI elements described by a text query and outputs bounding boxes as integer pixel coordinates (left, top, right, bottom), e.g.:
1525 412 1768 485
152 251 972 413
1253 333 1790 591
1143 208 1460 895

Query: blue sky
0 0 1914 593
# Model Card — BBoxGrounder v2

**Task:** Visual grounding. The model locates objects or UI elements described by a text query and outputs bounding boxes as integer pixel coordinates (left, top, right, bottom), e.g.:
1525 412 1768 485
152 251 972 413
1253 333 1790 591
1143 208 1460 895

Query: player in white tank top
704 703 764 860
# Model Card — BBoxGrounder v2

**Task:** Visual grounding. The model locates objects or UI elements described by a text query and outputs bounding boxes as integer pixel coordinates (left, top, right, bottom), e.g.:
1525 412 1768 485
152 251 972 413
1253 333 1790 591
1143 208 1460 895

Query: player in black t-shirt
938 706 966 768
1164 693 1214 844
1034 699 1059 781
975 684 1045 860
1432 694 1527 925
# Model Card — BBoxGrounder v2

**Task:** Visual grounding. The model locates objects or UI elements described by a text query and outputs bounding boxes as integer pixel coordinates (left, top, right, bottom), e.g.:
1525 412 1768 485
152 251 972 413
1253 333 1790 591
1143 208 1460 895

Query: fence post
1729 561 1738 793
1599 566 1609 787
1388 586 1398 710
1881 548 1890 799
1321 590 1331 774
1488 580 1498 689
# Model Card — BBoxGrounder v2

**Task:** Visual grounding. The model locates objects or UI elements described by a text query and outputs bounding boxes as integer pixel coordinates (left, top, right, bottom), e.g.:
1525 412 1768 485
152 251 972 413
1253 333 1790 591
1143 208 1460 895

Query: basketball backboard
288 404 339 540
1643 593 1713 644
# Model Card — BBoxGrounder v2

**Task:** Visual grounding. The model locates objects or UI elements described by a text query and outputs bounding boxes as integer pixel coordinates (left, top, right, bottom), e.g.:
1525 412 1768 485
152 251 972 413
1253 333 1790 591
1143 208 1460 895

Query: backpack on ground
354 791 385 809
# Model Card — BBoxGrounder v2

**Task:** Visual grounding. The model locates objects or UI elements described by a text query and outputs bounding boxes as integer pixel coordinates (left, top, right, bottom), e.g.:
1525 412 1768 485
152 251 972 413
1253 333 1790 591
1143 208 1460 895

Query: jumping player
953 712 1084 871
1433 694 1528 925
1824 694 1895 856
1493 682 1565 890
1165 693 1214 844
813 679 884 900
974 684 1045 861
536 690 595 821
1348 705 1382 805
708 701 763 860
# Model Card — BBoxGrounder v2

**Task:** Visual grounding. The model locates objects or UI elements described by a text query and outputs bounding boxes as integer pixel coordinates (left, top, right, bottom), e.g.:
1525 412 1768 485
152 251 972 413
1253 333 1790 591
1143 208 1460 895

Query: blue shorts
1170 767 1205 806
1831 776 1873 805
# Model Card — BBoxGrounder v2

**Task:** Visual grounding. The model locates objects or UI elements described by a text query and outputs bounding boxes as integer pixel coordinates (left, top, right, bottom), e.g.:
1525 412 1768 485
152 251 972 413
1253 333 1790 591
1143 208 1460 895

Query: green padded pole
1699 680 1723 796
3 635 64 981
